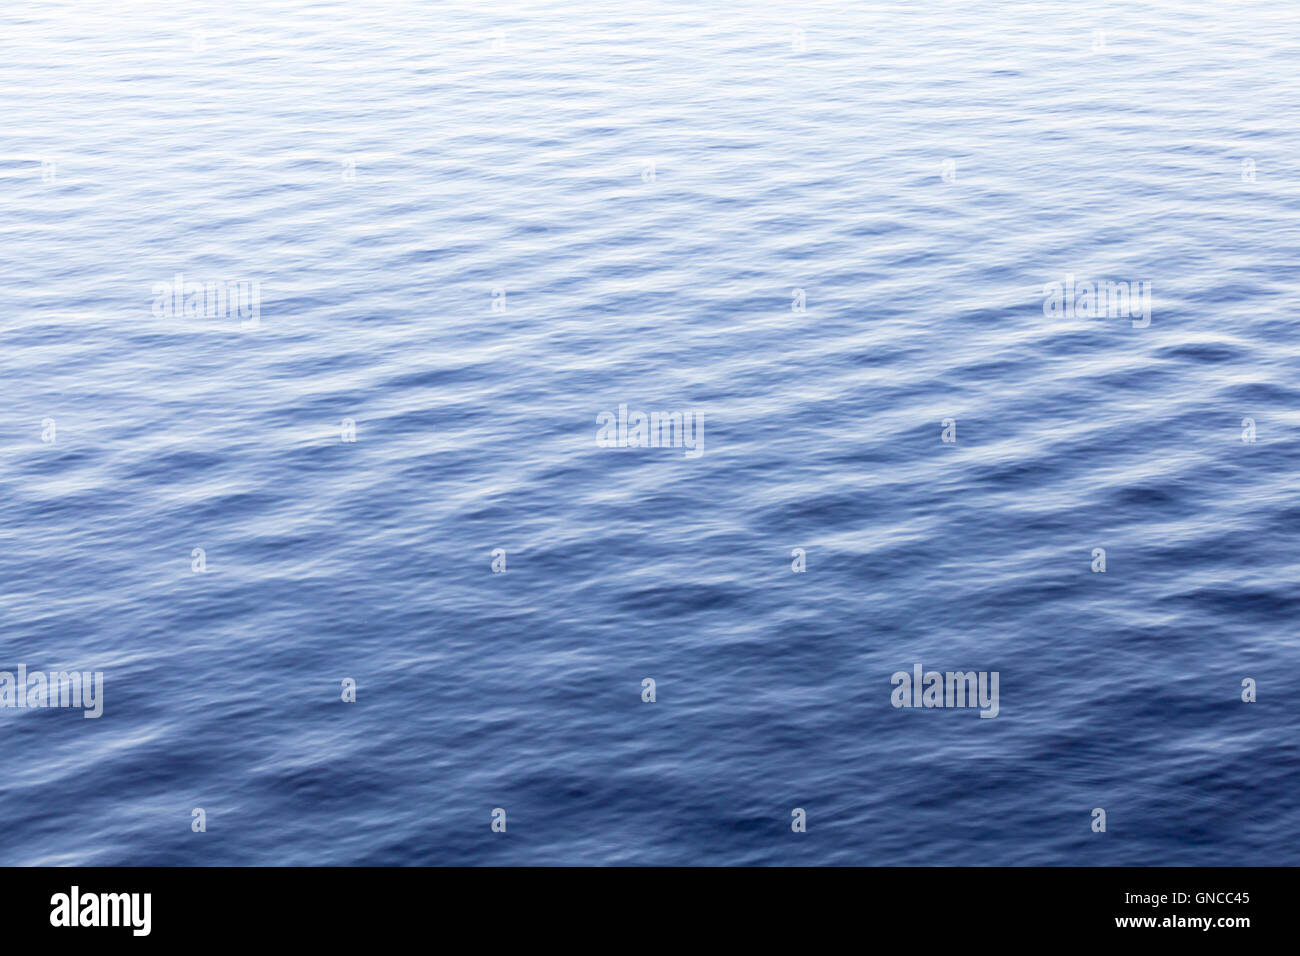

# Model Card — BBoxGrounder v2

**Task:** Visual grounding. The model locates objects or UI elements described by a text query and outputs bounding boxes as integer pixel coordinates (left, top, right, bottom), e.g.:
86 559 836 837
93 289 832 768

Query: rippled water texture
1 0 1298 864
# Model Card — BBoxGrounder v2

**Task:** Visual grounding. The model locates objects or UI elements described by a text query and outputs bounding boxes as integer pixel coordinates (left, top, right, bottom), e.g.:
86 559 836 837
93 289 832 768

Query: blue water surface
1 0 1297 865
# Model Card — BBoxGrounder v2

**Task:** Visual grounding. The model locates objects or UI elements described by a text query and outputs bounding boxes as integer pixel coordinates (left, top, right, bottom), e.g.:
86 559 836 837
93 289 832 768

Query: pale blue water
1 0 1298 865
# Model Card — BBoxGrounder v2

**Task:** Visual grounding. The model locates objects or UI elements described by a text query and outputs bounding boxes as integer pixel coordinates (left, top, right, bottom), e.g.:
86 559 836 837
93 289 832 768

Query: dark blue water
1 1 1298 865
